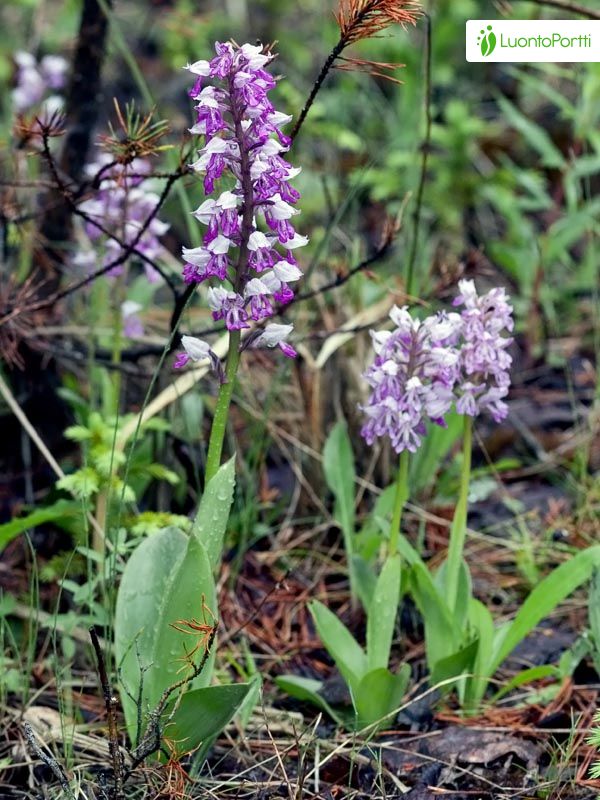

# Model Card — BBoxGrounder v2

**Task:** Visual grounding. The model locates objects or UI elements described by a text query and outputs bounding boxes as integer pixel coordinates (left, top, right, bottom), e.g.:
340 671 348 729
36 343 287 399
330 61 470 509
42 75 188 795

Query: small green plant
278 552 409 730
115 458 253 760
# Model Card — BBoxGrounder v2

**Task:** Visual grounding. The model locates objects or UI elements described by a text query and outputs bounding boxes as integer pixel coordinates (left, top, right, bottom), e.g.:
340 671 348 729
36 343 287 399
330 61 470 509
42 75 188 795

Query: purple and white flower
77 156 168 282
360 282 514 453
360 306 459 454
453 279 513 422
176 41 305 370
12 51 68 114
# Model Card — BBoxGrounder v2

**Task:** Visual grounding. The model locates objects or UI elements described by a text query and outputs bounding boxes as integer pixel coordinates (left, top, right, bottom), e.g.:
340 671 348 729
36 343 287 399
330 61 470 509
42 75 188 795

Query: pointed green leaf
491 546 600 675
310 599 366 693
192 456 236 572
367 554 401 671
0 500 81 553
353 555 377 613
410 561 461 671
115 527 216 743
431 636 478 688
116 526 188 741
354 666 410 731
323 421 356 561
463 598 495 708
166 683 251 759
149 534 216 699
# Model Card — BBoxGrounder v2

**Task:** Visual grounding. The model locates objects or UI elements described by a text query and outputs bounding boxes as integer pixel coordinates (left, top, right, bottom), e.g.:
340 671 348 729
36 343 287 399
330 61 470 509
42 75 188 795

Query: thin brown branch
517 0 600 19
90 627 125 800
291 0 421 140
0 135 188 330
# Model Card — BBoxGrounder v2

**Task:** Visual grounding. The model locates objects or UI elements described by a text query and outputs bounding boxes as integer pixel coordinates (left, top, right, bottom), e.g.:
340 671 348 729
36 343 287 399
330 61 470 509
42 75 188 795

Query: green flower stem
389 450 410 557
445 415 473 612
204 330 241 484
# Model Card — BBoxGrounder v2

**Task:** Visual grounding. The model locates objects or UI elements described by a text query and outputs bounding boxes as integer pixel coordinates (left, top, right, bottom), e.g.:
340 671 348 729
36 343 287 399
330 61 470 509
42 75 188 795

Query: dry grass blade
337 0 423 45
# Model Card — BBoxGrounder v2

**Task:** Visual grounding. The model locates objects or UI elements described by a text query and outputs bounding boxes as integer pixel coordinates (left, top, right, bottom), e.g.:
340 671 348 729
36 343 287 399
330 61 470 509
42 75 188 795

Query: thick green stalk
389 450 410 557
204 330 241 484
445 415 473 612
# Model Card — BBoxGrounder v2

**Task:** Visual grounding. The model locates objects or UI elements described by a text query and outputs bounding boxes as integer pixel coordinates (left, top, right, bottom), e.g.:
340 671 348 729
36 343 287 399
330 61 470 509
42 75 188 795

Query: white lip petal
207 235 231 255
192 198 217 221
216 190 239 209
268 111 293 127
182 246 210 266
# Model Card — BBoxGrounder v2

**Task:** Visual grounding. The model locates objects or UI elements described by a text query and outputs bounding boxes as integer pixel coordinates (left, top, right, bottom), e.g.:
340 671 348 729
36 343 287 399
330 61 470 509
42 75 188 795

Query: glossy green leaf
323 422 357 593
410 561 460 671
115 527 216 743
354 666 410 730
191 456 236 572
353 555 377 613
489 664 560 704
166 683 251 759
463 598 495 708
367 554 401 671
0 500 81 552
148 534 216 699
310 599 366 693
431 636 478 688
490 545 600 676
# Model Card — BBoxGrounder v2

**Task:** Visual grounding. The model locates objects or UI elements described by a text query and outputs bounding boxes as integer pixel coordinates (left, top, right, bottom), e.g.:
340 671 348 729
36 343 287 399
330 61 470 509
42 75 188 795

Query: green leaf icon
480 27 496 57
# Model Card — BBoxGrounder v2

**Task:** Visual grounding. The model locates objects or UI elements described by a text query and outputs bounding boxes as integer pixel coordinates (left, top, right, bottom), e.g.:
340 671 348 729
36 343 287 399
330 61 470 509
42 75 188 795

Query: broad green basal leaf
191 456 236 572
166 683 251 759
115 527 216 744
354 665 410 731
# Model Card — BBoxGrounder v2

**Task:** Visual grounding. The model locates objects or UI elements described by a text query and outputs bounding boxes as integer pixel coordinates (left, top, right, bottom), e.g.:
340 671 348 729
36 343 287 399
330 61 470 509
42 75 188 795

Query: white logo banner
466 19 600 62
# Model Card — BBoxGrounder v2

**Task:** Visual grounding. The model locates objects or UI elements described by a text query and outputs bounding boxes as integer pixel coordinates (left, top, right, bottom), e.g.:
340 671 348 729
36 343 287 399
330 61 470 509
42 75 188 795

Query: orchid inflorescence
175 41 306 370
77 155 168 284
361 279 514 453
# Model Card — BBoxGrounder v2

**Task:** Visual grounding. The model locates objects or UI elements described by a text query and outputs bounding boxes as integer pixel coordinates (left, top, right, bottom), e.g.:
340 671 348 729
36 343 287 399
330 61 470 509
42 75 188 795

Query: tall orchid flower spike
453 279 514 422
174 41 305 370
360 305 460 454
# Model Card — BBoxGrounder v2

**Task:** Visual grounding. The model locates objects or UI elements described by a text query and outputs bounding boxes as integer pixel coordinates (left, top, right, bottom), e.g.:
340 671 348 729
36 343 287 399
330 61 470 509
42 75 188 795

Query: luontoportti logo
467 19 599 62
478 24 497 57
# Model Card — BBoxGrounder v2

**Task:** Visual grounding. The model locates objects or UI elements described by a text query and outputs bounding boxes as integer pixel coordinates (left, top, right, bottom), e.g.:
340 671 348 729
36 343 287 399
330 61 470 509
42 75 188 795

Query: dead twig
90 627 125 800
517 0 600 19
22 721 75 799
